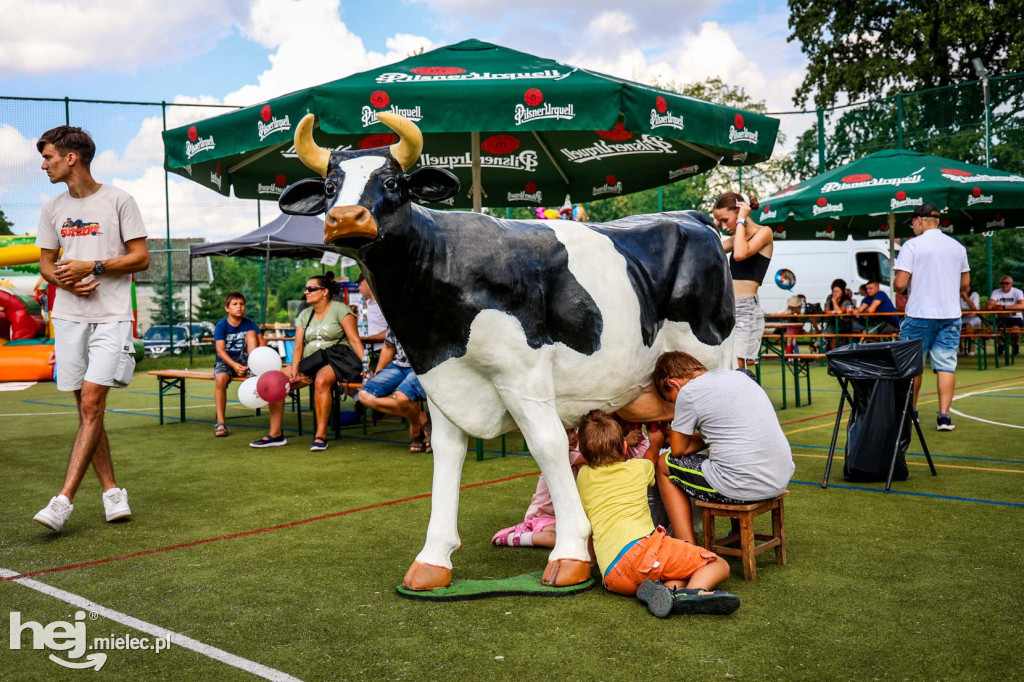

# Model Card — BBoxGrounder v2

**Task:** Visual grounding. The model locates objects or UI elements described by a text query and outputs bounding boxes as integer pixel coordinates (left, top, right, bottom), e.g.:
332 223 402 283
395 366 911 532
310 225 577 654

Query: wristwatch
93 260 106 276
736 218 748 226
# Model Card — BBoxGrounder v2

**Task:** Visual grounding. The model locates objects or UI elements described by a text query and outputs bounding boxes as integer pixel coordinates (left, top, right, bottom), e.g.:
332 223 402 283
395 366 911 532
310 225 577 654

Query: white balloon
247 346 282 376
237 376 268 409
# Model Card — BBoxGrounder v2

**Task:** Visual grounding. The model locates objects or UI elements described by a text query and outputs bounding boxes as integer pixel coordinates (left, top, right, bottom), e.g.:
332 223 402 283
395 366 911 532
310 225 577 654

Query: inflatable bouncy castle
0 238 54 381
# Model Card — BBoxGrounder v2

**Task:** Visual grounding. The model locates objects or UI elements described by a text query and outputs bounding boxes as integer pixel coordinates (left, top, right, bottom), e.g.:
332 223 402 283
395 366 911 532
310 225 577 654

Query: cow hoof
541 559 591 586
402 561 452 591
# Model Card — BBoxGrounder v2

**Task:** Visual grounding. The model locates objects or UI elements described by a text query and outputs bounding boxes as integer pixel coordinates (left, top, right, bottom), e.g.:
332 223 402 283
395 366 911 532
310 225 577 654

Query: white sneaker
102 488 132 522
34 495 74 532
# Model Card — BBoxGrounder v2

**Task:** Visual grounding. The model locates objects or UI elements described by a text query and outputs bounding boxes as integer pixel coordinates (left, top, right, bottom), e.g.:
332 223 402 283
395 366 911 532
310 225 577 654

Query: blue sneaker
250 434 287 448
936 414 955 431
636 579 673 618
672 587 740 615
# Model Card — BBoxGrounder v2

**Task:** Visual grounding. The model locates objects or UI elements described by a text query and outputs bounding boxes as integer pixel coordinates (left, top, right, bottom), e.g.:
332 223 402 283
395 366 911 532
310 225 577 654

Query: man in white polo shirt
893 204 970 431
33 125 150 531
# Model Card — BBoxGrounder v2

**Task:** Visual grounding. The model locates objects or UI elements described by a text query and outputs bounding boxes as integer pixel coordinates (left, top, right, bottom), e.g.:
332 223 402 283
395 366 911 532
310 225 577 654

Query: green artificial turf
1 357 1022 680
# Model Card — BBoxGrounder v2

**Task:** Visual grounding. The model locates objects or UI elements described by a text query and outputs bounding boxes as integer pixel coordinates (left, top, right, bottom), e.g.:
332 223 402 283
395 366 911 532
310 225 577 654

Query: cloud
0 0 248 75
411 0 717 42
224 0 436 106
0 124 39 180
113 166 272 242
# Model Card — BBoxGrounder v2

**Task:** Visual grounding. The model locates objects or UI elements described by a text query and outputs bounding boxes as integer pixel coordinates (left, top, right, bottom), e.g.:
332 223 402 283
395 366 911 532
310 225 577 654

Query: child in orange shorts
575 410 739 617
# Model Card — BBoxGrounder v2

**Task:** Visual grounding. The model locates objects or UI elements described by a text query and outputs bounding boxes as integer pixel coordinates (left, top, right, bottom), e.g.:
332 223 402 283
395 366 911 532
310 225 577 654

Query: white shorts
733 295 766 362
53 319 136 392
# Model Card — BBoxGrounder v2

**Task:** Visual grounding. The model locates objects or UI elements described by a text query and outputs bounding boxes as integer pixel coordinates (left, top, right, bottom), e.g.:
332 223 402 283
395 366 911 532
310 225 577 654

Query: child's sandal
214 422 228 437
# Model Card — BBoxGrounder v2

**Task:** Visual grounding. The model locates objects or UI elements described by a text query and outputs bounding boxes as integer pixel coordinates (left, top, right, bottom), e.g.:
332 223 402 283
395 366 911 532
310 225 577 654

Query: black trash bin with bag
822 340 936 490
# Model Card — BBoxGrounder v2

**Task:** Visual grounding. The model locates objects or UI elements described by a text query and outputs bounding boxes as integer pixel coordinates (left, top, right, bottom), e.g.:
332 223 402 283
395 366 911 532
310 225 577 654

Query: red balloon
256 370 291 403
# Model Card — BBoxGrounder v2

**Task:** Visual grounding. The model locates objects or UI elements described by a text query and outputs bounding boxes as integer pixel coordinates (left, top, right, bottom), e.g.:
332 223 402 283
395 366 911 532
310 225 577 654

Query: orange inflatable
0 341 54 381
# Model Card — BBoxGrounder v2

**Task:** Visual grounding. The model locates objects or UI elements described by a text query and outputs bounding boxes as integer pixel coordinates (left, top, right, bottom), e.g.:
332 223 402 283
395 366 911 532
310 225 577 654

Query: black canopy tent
188 212 352 325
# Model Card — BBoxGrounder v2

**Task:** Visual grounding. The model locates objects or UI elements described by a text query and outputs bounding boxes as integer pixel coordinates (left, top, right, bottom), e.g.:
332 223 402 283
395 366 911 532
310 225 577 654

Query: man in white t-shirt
986 275 1024 356
893 204 970 432
356 275 387 365
32 126 150 532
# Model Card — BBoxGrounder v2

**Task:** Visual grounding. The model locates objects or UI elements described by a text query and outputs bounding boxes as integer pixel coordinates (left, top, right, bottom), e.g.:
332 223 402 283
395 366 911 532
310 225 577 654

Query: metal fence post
896 94 904 149
64 97 69 125
816 107 826 173
161 102 173 337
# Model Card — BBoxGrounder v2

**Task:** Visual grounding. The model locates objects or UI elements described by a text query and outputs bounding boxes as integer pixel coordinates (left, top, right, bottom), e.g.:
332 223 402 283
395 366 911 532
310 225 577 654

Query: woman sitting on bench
250 276 364 452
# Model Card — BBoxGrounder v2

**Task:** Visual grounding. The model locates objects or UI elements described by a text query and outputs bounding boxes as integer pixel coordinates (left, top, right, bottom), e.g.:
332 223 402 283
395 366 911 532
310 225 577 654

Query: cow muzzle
325 205 379 244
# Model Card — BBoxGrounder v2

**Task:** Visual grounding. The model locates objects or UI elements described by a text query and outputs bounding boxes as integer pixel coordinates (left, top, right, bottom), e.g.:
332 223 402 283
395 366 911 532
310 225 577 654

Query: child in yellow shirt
575 410 739 617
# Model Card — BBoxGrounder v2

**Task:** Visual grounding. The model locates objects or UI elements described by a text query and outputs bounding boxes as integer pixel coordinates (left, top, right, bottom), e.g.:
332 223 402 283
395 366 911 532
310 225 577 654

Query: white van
756 237 897 314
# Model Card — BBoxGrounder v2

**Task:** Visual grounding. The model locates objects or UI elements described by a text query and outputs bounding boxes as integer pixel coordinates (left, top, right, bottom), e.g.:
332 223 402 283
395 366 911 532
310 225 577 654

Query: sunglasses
304 286 325 293
1001 281 1013 285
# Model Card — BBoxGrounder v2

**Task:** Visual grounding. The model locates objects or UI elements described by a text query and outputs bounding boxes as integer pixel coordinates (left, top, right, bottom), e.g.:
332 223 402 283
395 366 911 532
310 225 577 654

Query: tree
788 0 1024 109
785 1 1024 179
0 208 13 235
149 285 186 328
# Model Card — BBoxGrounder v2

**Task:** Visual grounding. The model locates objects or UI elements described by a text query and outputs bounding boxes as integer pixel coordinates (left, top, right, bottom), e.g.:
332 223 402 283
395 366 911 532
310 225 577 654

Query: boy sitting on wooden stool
652 352 794 544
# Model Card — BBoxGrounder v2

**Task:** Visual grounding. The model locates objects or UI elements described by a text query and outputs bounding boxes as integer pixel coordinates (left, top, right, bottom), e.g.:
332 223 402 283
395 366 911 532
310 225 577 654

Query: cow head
279 113 459 249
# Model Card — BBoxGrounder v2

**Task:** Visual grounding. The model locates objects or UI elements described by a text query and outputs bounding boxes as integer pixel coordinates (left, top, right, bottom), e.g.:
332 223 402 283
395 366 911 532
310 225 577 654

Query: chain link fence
2 75 1023 333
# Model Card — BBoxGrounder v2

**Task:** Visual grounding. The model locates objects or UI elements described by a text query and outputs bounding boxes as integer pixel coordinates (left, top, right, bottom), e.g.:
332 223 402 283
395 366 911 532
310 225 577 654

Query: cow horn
294 113 329 178
377 113 422 171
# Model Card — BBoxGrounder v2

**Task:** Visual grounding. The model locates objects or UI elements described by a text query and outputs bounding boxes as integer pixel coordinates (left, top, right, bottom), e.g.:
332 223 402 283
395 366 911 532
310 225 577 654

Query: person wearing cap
893 204 970 432
986 275 1024 357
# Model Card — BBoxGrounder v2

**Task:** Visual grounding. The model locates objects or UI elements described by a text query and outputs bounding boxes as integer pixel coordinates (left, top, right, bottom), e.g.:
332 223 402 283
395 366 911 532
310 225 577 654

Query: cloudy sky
0 0 812 239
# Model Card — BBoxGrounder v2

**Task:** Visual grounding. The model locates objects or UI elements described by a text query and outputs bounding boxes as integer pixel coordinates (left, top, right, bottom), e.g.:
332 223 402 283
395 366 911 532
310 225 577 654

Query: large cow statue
280 113 735 590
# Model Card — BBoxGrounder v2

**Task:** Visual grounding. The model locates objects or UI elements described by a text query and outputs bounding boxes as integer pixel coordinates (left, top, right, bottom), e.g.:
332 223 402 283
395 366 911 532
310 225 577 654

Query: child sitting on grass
213 292 264 437
575 410 739 617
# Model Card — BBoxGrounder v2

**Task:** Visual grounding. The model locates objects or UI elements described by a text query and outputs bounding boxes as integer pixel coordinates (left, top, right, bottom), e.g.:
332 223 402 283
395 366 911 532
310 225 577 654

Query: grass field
2 355 1022 681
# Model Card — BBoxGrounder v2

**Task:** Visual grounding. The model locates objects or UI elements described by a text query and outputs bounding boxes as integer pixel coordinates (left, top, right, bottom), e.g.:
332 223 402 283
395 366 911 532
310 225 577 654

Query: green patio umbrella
162 39 779 211
756 149 1024 243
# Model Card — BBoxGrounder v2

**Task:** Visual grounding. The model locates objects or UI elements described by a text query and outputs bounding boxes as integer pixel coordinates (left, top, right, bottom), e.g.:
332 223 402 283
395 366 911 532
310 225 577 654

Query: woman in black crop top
713 192 774 369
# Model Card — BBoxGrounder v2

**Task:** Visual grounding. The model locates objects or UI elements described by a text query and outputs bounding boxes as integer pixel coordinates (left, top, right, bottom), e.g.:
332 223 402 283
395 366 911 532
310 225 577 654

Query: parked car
186 322 216 347
142 325 192 357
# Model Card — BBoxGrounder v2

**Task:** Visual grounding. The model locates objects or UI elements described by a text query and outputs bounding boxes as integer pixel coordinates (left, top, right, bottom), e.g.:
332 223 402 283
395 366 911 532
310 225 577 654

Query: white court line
950 385 1024 430
1 568 303 681
0 404 214 418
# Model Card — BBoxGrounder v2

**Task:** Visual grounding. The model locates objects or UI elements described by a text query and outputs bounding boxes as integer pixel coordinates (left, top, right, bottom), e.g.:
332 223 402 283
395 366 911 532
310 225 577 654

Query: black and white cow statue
280 113 735 590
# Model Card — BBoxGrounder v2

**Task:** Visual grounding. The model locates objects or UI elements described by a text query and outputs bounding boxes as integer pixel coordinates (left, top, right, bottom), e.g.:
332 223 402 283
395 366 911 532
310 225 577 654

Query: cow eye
383 177 399 192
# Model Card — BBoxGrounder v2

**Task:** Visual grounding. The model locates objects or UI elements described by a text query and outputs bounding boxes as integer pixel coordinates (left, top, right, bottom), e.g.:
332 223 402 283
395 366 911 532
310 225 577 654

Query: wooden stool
695 491 788 581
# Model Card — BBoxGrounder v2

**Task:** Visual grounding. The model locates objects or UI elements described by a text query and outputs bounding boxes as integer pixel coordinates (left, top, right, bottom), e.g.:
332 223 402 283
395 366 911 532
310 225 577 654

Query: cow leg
502 394 592 586
402 397 468 591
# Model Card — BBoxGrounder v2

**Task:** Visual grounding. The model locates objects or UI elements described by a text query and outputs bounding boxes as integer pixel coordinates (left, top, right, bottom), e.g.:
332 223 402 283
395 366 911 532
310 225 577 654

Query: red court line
777 373 1023 426
3 471 542 583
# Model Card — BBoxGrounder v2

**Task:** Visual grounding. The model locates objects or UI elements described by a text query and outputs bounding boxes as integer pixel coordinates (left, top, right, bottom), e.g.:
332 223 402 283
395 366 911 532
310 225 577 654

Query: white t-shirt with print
893 229 969 319
36 184 148 323
989 286 1024 321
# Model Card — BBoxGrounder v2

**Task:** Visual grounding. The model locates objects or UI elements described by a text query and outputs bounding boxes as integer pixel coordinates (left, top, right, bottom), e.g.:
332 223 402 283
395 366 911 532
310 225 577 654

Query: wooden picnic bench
148 369 373 437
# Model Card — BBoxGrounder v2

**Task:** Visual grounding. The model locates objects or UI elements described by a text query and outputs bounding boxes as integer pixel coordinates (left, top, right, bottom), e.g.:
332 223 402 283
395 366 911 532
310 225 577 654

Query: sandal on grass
214 422 228 437
409 434 427 453
310 436 328 452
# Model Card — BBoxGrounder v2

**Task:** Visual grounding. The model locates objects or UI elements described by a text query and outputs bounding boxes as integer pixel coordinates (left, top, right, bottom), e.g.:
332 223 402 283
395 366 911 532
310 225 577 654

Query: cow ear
406 167 460 203
279 178 327 216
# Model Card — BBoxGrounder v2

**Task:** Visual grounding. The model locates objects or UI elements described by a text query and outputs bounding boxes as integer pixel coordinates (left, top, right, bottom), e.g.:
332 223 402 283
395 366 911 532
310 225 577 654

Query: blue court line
790 442 1024 464
790 479 1024 508
19 399 527 458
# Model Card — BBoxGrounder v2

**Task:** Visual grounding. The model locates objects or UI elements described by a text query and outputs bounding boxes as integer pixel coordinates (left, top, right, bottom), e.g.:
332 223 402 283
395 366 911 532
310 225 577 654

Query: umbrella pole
471 131 482 213
888 213 896 289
